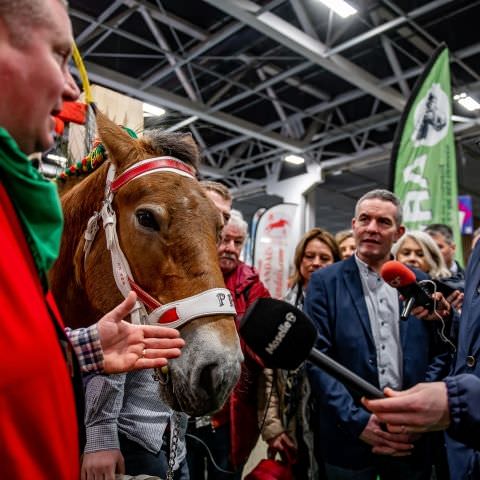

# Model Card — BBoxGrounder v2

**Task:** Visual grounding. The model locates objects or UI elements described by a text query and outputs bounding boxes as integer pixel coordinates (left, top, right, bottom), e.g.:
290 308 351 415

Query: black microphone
240 298 384 399
380 260 434 320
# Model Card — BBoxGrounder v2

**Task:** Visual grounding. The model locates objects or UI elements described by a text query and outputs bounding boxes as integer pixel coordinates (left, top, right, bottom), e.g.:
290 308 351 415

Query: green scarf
0 128 63 284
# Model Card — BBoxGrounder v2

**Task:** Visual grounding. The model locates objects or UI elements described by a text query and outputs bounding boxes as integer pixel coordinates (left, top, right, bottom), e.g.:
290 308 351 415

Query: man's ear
395 225 406 242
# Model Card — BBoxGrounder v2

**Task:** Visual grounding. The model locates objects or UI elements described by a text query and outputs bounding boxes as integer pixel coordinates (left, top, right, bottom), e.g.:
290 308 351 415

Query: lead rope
166 412 181 480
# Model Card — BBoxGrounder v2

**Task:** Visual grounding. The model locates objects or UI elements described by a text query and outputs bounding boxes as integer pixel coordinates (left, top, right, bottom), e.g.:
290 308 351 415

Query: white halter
83 156 236 326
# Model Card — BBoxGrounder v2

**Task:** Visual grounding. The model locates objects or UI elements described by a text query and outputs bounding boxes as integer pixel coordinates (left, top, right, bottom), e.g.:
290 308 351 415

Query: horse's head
60 111 242 415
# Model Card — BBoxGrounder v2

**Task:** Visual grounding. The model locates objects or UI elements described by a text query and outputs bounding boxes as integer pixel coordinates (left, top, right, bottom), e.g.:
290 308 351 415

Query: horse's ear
180 132 197 150
181 132 200 158
95 109 137 168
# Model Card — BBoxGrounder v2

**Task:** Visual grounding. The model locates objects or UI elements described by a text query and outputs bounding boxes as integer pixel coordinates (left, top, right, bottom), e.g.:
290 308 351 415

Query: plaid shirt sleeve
65 325 104 373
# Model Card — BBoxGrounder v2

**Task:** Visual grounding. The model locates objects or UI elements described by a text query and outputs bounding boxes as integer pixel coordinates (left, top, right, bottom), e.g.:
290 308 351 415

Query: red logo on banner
265 215 290 238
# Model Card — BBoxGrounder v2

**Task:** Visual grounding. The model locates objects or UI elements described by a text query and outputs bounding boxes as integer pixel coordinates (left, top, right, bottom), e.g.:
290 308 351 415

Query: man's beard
219 253 238 274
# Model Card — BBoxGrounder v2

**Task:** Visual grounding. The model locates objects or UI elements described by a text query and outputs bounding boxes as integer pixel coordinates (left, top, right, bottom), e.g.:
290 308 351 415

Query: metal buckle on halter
83 211 100 262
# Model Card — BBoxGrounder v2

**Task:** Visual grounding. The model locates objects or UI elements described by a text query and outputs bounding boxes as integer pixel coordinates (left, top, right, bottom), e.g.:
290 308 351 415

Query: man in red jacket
188 182 270 479
0 1 184 478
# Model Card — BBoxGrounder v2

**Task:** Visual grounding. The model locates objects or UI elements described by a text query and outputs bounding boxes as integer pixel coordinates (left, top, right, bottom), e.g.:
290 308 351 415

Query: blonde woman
392 230 451 279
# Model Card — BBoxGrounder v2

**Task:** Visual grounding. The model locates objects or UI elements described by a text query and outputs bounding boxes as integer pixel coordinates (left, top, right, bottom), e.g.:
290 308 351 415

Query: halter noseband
83 156 236 327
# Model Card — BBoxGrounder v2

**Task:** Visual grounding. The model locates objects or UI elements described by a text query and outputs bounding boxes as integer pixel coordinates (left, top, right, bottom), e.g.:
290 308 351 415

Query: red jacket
0 183 79 479
213 262 270 468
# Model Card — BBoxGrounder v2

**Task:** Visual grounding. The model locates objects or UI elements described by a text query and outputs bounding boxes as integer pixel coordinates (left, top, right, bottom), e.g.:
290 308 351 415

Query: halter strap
110 157 196 193
83 154 236 328
148 288 235 328
129 280 235 327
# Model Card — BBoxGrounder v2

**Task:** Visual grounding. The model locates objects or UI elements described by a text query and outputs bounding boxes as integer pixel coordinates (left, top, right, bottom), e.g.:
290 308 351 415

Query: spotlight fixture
284 154 305 165
143 102 166 117
315 0 357 18
454 93 480 112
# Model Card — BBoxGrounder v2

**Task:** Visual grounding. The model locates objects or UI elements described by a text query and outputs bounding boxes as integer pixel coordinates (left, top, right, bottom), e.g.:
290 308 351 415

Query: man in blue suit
304 189 449 480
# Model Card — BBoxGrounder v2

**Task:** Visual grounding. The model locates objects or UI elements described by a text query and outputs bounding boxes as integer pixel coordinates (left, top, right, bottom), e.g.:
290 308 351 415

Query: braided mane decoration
56 127 138 183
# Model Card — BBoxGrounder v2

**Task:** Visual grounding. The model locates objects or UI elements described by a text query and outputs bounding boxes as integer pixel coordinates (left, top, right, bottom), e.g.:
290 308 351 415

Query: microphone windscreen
380 260 416 287
240 298 317 370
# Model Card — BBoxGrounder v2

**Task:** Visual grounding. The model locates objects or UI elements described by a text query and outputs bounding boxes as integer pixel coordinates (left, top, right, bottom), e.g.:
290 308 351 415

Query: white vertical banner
253 203 298 299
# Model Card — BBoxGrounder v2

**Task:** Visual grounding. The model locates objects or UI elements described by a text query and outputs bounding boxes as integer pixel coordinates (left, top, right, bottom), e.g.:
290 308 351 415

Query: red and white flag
253 203 298 299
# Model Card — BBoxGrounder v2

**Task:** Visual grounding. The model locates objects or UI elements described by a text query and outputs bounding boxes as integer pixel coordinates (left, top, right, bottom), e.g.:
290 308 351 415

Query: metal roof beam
124 0 208 41
370 10 410 98
207 39 480 156
203 0 405 110
289 0 319 39
80 62 304 153
140 22 245 89
139 6 198 101
76 0 125 46
324 0 455 57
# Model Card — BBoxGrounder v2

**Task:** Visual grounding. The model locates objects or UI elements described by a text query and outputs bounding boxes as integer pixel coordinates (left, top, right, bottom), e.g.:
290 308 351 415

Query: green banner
390 45 462 262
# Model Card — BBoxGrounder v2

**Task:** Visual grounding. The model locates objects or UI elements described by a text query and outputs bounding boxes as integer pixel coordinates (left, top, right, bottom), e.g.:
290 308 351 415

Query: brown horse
50 111 242 416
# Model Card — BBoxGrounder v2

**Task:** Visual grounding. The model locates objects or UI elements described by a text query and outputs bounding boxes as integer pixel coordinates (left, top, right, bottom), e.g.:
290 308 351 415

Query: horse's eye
136 209 159 231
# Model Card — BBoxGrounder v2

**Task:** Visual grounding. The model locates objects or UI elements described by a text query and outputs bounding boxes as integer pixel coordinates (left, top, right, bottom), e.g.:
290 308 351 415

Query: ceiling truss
69 0 480 219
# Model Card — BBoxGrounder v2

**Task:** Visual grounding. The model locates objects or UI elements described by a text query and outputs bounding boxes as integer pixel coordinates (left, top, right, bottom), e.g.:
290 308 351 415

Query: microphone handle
401 296 416 321
308 349 384 399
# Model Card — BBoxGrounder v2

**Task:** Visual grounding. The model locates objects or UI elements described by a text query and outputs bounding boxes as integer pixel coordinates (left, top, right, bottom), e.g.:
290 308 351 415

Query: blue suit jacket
304 255 448 469
445 243 480 479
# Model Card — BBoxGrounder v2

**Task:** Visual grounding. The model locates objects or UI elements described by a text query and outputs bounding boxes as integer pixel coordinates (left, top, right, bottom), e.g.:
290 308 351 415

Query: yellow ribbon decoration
72 42 93 104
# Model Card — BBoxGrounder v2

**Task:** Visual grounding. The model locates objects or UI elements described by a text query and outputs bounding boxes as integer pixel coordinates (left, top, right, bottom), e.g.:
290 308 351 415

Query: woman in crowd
258 228 340 479
335 229 356 260
393 229 464 313
392 229 466 293
393 230 451 280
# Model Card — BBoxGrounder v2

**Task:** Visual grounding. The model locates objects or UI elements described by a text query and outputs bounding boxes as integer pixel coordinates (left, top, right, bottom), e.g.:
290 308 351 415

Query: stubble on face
218 224 245 275
8 0 74 154
352 199 404 270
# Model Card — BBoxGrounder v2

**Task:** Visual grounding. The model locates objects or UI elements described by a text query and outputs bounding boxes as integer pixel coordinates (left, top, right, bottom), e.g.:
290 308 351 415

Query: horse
49 110 242 416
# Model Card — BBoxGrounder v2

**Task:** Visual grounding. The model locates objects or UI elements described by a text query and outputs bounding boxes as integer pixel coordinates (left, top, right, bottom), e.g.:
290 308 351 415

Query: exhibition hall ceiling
70 0 480 231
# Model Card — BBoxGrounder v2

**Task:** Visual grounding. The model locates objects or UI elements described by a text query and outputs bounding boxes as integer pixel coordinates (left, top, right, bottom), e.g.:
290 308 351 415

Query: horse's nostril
199 362 219 395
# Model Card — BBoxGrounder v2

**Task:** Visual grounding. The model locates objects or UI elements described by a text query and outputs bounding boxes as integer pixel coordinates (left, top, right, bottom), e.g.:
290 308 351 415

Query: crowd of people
4 1 480 480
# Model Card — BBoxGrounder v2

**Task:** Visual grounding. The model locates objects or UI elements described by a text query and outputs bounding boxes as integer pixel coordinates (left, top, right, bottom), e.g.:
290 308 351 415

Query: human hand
447 289 464 312
359 414 415 456
267 432 297 463
362 383 450 434
411 292 450 320
81 449 125 480
98 291 185 373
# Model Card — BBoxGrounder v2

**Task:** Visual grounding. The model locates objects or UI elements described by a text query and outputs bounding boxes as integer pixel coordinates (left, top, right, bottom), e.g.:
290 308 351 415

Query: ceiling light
454 93 480 112
284 154 305 165
315 0 357 18
143 102 166 117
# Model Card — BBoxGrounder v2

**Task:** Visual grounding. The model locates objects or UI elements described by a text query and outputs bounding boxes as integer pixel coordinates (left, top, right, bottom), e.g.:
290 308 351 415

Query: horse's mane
142 129 200 171
56 128 199 195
